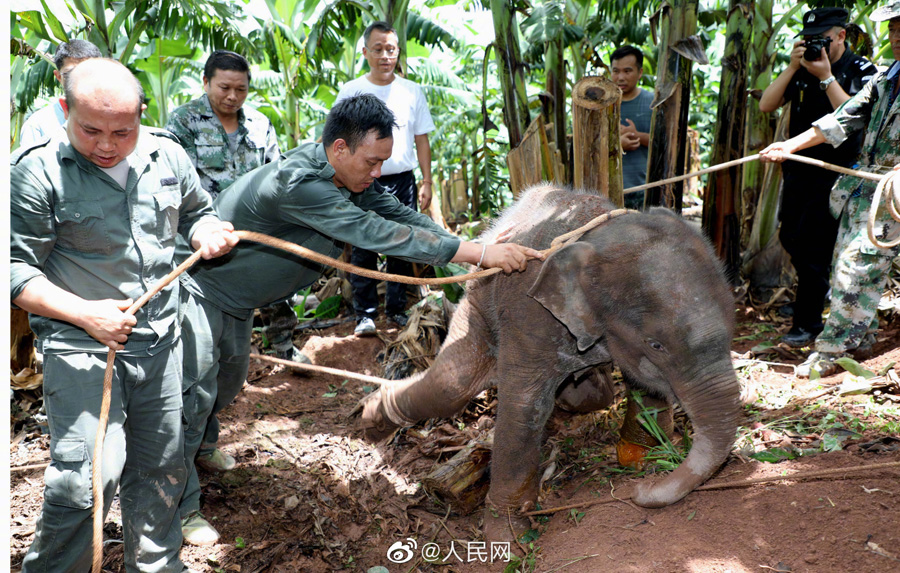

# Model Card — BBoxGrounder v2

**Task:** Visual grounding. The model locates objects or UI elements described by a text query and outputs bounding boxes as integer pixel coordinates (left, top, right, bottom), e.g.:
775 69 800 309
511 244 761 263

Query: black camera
803 36 832 61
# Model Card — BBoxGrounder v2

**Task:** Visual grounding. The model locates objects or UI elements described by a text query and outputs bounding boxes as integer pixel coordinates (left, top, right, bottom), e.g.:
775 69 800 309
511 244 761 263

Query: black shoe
781 326 820 348
389 313 408 327
776 303 795 319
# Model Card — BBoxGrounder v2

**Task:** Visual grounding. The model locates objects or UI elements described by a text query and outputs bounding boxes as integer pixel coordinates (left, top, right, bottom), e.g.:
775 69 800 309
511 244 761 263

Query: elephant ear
528 242 603 351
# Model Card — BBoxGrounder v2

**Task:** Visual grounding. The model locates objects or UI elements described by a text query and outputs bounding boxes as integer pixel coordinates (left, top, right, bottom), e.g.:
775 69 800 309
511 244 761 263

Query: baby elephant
359 185 740 542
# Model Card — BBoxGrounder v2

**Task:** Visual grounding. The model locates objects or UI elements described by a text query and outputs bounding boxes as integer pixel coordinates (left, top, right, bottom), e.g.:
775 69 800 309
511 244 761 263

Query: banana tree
645 0 705 211
489 0 531 148
701 0 752 281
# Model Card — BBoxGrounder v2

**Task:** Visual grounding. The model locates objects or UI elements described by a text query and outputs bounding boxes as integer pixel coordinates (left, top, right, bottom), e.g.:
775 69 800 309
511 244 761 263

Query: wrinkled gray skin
360 185 741 541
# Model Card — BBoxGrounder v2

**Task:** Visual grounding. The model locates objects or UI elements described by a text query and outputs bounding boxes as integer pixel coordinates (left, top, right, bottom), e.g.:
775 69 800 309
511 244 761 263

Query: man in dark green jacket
177 94 542 544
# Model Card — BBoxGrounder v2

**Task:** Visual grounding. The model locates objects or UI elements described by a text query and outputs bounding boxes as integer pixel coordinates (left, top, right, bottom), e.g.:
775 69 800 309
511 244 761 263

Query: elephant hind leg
357 300 497 441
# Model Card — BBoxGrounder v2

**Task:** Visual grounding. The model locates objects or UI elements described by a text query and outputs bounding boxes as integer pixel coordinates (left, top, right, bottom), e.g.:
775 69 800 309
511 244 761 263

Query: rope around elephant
87 153 898 571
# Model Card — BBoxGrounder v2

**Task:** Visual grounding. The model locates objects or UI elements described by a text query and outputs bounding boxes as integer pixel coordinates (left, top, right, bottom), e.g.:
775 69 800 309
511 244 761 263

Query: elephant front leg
483 382 558 546
357 301 496 441
617 391 674 469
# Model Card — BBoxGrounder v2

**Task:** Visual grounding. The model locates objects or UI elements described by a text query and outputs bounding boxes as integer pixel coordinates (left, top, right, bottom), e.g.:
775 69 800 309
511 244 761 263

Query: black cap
798 7 849 36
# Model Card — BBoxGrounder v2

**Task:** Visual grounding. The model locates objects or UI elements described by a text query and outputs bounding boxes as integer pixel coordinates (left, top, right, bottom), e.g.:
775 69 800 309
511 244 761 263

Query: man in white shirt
335 21 436 335
18 39 102 148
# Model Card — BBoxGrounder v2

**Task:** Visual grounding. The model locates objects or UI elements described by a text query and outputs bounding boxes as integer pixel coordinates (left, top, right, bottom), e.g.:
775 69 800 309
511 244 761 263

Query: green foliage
632 391 690 471
433 263 468 303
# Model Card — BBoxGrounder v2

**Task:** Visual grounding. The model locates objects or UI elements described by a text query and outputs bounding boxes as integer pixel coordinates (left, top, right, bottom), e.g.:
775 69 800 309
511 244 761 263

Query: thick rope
249 353 390 385
867 169 900 248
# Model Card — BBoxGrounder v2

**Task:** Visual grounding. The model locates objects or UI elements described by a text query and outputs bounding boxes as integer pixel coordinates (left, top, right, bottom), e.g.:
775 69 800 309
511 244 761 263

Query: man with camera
759 6 875 348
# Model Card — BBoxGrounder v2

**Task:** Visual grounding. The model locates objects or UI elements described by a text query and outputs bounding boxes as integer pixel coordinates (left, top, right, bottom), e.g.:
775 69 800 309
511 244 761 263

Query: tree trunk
490 0 530 148
421 432 493 515
701 1 752 282
645 0 704 212
507 116 553 196
742 109 794 296
572 77 624 206
741 0 776 250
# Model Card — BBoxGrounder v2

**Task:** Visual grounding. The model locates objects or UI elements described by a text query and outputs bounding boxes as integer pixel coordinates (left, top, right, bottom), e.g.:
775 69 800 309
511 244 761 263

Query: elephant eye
646 339 666 353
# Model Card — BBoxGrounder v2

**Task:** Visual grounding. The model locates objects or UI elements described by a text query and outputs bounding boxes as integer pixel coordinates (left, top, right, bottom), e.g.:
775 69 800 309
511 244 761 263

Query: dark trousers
351 171 418 318
779 171 841 331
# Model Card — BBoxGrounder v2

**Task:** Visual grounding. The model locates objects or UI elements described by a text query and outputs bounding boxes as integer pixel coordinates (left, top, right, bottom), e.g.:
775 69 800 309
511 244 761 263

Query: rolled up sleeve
10 166 54 301
280 177 460 267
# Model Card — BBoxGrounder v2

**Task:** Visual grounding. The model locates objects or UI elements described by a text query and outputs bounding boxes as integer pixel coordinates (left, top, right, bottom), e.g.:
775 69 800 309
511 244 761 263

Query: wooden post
507 116 553 196
572 76 624 206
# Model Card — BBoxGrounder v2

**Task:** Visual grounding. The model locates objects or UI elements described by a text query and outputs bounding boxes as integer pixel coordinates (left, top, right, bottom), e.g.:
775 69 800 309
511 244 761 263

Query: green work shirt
166 94 280 199
181 141 461 319
10 127 220 356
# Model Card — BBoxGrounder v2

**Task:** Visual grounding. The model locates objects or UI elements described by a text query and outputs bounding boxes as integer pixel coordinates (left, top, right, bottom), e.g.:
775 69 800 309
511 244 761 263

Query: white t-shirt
99 157 131 189
19 99 67 149
335 75 435 176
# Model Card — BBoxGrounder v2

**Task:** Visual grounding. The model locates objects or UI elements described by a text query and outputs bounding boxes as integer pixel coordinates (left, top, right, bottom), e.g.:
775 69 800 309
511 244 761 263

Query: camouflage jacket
166 94 280 198
815 61 900 224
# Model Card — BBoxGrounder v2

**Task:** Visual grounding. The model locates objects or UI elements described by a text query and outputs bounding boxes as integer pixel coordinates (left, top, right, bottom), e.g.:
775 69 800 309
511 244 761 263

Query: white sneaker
354 317 376 337
181 512 220 546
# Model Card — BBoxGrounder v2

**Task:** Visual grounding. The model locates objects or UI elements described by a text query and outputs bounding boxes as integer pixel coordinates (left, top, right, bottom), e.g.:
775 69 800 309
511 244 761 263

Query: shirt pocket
196 144 227 170
154 186 182 243
54 200 111 255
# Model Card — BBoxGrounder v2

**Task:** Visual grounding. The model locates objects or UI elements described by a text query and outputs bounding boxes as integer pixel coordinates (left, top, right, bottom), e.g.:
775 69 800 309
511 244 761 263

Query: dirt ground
9 293 900 573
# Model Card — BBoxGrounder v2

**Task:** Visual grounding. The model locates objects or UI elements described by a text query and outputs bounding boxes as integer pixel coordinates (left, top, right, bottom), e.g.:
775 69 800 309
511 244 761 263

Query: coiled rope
88 153 896 571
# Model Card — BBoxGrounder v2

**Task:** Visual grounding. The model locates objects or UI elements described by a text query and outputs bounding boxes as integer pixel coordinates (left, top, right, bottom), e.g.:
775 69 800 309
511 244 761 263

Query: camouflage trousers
816 191 900 354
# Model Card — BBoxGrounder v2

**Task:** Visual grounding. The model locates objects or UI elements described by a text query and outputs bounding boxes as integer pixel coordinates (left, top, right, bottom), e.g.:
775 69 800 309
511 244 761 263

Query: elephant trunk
633 366 740 508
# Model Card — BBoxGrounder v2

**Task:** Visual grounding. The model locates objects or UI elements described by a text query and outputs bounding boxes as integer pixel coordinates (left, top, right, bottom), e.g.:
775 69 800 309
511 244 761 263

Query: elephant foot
355 389 400 442
355 381 421 442
482 501 533 556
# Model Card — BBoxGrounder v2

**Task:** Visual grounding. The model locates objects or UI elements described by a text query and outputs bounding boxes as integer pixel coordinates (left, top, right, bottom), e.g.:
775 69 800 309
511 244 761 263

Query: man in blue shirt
612 45 654 210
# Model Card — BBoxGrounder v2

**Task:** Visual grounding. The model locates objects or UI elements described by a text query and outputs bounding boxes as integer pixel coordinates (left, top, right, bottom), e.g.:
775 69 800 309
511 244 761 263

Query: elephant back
480 184 614 251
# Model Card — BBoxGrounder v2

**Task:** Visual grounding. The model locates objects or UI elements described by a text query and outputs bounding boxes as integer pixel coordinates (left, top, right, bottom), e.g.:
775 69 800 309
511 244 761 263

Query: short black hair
54 39 102 70
610 45 644 68
323 94 397 151
204 50 251 83
364 21 396 45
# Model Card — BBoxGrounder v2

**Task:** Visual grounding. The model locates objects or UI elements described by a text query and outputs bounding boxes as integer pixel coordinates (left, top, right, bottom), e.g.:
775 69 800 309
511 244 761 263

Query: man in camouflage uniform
166 51 303 545
762 1 900 377
166 50 279 199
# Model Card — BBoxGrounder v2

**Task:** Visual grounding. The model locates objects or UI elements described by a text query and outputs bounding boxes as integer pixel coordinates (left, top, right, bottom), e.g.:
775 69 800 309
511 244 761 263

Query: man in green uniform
11 58 237 572
176 94 542 544
167 51 302 510
761 1 900 377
